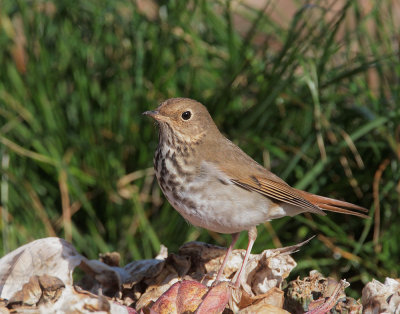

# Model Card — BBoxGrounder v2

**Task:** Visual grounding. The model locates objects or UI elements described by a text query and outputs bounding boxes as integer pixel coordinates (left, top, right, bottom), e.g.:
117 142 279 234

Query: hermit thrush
143 98 368 287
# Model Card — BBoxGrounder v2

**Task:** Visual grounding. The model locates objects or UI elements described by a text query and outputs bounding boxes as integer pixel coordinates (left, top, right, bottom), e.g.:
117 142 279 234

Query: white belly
156 157 291 234
172 182 280 233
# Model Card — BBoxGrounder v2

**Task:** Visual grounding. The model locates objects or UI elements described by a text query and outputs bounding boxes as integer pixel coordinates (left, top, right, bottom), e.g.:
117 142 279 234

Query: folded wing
231 175 368 218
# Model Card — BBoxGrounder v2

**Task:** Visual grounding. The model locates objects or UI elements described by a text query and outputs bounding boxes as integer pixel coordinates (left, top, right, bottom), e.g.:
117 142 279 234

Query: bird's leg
215 232 240 282
233 226 257 288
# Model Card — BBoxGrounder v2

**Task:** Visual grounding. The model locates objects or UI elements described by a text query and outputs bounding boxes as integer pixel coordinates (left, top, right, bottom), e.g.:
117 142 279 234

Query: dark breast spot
167 172 177 181
166 178 177 188
161 159 167 176
159 175 166 187
154 149 161 171
170 152 185 176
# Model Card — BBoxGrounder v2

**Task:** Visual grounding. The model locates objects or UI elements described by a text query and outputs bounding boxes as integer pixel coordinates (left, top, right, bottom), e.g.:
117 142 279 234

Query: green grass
1 0 399 297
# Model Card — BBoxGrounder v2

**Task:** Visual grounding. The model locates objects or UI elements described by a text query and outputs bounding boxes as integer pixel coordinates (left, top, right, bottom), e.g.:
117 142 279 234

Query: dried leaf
135 274 180 310
150 281 181 313
0 237 82 300
150 280 208 313
0 236 335 313
362 277 400 313
78 259 121 296
195 281 231 314
121 258 166 288
166 253 191 277
175 281 208 313
178 241 227 275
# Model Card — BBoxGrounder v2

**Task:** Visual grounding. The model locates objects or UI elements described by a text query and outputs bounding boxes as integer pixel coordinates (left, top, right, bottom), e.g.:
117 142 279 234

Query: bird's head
143 98 218 143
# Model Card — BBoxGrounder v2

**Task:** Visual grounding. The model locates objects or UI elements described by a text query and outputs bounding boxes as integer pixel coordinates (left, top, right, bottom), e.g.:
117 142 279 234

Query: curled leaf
151 280 208 313
362 278 400 313
0 237 82 300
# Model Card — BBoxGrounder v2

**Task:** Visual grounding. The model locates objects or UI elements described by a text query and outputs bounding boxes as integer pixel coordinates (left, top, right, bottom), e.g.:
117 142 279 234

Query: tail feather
296 189 369 219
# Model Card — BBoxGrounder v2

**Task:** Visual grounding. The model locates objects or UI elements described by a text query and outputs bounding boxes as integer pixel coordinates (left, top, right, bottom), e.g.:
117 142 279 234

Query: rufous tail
296 189 369 218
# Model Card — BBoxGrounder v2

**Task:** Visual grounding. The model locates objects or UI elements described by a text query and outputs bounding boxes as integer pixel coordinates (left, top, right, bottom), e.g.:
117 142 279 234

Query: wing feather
231 176 326 215
230 176 368 218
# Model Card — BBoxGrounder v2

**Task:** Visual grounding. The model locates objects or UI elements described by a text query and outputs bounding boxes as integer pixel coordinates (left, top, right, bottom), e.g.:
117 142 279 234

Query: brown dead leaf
135 274 180 310
150 280 229 314
150 281 180 313
176 281 208 313
150 280 208 313
194 281 231 314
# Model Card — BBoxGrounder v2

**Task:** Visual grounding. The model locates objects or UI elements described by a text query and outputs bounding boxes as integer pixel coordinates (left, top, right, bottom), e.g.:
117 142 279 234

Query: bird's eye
181 111 192 120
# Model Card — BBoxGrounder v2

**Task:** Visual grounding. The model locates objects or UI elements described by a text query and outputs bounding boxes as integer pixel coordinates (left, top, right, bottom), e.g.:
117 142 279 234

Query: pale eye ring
181 111 192 120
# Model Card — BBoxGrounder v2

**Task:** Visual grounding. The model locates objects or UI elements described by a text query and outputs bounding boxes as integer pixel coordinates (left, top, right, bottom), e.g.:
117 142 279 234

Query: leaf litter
0 237 398 313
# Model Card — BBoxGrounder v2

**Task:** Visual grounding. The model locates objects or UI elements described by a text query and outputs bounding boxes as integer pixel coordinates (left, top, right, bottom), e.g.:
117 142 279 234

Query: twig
59 169 72 242
372 158 390 253
305 279 349 314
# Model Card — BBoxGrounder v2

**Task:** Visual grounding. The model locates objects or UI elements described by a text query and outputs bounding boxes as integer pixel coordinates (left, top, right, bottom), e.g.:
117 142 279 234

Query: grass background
1 0 399 297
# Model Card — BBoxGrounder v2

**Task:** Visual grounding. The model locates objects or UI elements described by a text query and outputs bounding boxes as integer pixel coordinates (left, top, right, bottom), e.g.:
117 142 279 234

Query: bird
143 97 368 288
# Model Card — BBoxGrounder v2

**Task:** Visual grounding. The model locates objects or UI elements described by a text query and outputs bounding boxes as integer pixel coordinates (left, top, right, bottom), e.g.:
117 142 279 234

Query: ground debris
284 270 361 314
0 237 395 313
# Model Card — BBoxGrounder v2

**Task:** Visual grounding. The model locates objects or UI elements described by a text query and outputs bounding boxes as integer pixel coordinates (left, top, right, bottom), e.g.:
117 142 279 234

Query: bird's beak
142 110 167 122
